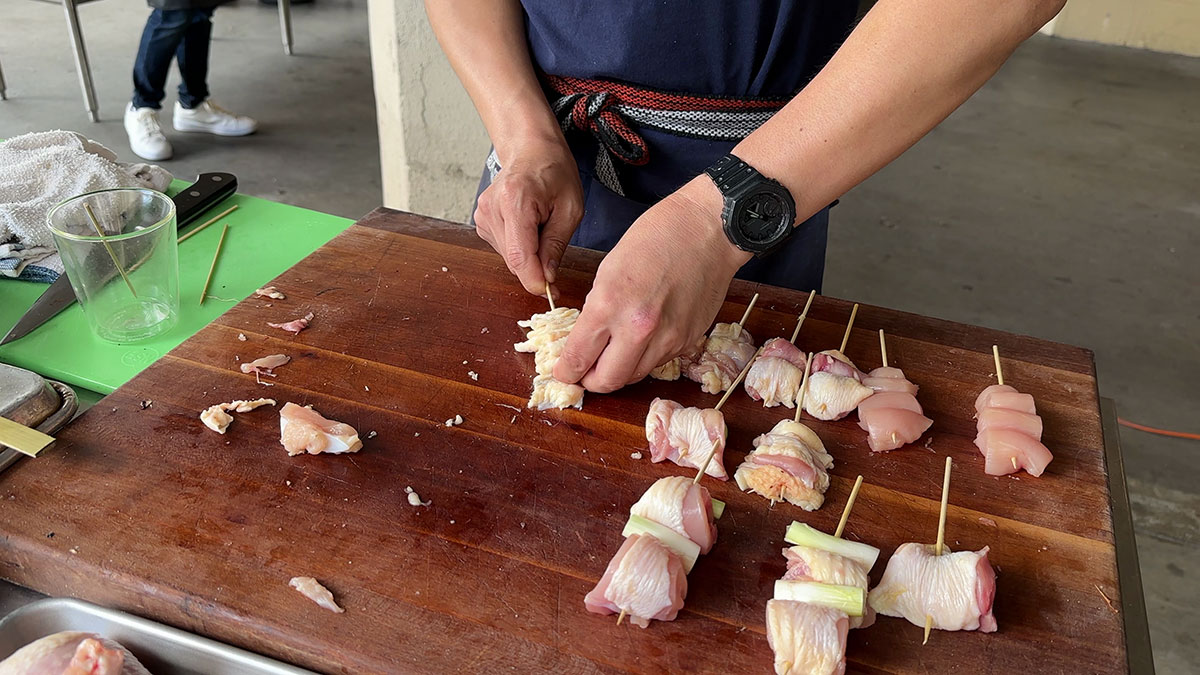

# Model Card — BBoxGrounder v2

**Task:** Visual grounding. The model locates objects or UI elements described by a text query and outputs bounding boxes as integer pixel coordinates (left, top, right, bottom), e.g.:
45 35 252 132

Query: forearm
424 0 565 162
730 0 1065 221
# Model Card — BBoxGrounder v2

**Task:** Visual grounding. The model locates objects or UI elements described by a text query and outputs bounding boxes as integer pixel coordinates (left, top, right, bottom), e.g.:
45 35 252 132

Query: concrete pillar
367 0 490 221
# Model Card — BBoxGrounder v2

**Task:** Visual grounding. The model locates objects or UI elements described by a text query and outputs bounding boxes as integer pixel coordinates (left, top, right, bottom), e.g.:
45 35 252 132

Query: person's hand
473 140 584 297
552 176 753 393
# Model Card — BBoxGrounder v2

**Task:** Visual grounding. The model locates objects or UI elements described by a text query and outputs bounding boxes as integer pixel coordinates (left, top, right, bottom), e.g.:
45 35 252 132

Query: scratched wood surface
0 209 1130 673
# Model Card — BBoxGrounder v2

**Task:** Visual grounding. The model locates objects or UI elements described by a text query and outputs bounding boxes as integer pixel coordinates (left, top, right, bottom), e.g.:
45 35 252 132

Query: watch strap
704 154 761 196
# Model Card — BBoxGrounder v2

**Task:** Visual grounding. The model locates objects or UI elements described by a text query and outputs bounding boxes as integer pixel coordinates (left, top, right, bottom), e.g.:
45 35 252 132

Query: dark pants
131 9 214 110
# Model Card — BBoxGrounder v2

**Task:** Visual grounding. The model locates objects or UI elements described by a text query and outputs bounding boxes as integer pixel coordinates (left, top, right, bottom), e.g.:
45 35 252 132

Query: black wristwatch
704 154 797 256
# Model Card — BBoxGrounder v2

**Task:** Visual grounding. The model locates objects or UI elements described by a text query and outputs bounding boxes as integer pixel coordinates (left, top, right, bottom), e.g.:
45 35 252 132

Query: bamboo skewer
788 290 817 344
694 347 762 484
177 204 238 243
838 303 859 354
83 203 138 298
793 352 814 424
199 224 230 306
737 292 760 329
833 475 864 539
993 345 1004 386
879 330 889 368
545 281 555 311
924 455 953 645
617 608 627 625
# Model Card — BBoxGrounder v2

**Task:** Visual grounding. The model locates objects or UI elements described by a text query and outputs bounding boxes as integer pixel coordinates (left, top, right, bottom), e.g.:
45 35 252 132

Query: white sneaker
124 104 173 161
173 100 258 136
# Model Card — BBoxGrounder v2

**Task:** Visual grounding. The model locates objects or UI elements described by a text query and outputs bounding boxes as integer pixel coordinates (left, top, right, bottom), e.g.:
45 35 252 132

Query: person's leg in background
126 9 192 160
172 8 258 137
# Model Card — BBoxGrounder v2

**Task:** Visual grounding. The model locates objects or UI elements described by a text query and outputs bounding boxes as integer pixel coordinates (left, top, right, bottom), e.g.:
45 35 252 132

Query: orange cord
1118 418 1200 441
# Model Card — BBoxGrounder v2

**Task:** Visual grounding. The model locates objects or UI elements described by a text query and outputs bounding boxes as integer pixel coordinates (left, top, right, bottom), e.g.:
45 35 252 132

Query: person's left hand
552 176 753 393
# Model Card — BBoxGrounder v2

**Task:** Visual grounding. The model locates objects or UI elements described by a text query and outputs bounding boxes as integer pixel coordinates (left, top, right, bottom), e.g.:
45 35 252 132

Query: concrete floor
2 2 1197 672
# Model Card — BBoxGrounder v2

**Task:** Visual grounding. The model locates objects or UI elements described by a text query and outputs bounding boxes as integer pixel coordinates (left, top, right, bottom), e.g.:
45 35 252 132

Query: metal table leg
278 0 294 56
62 0 99 122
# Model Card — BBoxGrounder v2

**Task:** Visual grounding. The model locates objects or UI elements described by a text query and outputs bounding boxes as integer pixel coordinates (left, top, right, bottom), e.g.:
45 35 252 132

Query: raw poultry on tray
585 477 725 628
0 631 152 675
514 306 585 410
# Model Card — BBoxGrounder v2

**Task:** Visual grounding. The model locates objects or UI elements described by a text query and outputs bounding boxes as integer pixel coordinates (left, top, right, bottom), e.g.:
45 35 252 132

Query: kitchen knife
0 172 238 346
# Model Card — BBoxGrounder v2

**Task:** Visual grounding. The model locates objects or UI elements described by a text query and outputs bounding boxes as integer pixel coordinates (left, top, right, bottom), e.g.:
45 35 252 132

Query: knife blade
0 172 238 346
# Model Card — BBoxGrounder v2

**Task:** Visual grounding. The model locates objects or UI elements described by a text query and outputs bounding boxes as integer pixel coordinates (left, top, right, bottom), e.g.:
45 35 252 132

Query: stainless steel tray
0 598 315 675
0 362 78 473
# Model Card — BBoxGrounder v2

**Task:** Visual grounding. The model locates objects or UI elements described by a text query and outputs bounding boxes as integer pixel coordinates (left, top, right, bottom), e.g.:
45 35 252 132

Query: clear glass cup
47 188 179 343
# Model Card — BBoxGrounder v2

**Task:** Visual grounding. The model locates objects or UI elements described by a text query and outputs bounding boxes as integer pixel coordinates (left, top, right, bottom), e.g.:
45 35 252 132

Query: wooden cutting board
0 209 1139 673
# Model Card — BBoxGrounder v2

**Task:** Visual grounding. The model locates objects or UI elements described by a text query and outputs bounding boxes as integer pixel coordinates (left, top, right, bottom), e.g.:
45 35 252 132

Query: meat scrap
279 402 362 455
289 576 344 613
268 311 314 334
200 398 277 434
255 286 286 300
240 354 291 380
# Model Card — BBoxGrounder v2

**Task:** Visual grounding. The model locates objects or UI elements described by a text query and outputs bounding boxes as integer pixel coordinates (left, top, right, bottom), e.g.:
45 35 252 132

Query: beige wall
1043 0 1200 57
367 0 490 222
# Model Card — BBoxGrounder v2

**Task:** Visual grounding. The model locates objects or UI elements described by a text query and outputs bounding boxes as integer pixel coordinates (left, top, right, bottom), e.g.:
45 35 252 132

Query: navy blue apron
474 1 858 293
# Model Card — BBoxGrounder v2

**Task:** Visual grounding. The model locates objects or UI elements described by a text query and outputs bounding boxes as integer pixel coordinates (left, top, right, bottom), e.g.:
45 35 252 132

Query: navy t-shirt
521 1 858 201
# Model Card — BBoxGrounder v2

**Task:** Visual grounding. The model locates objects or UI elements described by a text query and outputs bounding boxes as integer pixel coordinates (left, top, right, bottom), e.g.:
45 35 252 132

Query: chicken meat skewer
868 456 998 640
678 293 760 393
803 304 874 421
768 480 878 673
857 330 933 452
734 354 835 510
973 345 1053 476
586 476 726 627
513 287 586 410
744 290 816 408
692 347 761 483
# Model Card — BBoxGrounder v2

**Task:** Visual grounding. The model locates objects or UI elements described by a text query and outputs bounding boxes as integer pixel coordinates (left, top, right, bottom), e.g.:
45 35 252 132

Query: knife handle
174 172 238 230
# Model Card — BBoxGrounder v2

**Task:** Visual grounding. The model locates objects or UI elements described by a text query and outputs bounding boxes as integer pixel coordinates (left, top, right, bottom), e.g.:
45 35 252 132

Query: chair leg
62 0 99 122
0 56 7 101
278 0 294 56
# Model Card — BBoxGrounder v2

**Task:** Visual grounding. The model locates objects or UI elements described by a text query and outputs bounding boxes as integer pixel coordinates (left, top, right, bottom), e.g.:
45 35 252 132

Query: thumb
538 198 582 284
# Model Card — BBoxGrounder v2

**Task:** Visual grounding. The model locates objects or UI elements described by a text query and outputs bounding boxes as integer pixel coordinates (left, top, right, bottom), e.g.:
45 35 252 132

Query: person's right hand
473 140 584 298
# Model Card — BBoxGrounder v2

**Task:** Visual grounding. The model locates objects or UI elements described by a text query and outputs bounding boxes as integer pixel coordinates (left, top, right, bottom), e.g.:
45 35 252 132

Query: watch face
737 191 789 244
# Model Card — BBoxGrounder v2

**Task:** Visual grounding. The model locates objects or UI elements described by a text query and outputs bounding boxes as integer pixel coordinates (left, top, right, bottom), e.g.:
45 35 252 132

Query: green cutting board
0 183 353 394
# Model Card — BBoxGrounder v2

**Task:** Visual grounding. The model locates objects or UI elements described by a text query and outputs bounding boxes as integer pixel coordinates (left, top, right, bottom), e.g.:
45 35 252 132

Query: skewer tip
923 615 933 645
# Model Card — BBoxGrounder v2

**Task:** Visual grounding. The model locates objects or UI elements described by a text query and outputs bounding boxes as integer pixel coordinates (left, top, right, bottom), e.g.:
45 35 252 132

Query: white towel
0 130 173 249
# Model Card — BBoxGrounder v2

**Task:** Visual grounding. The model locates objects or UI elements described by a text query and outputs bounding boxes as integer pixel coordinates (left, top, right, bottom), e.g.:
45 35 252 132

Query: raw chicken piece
861 366 919 395
267 311 314 334
644 398 728 480
745 338 808 408
515 307 586 410
200 398 277 434
856 370 933 453
803 372 873 422
765 600 848 675
976 406 1043 440
513 307 579 353
685 323 756 394
254 286 286 300
973 382 1052 476
810 350 866 381
527 374 585 411
630 476 718 553
868 542 997 633
973 384 1036 415
240 354 290 376
584 534 688 628
734 420 833 510
782 547 875 629
649 358 681 381
974 428 1053 477
279 402 363 455
0 631 151 675
290 576 345 613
